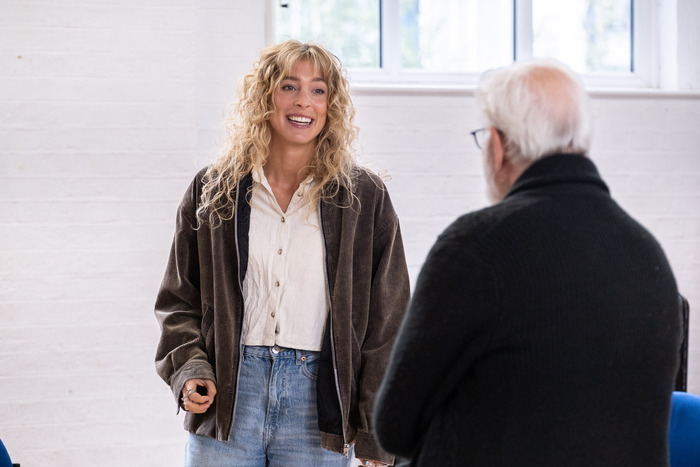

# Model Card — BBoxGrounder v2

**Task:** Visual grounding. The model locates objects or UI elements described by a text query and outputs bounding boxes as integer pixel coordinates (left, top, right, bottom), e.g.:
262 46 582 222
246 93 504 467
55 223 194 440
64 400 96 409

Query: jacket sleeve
154 178 216 409
354 184 411 464
372 231 499 459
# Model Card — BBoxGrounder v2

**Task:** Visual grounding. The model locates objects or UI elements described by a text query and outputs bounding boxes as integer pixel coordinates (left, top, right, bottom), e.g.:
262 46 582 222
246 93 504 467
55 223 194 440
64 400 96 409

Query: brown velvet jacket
154 166 410 464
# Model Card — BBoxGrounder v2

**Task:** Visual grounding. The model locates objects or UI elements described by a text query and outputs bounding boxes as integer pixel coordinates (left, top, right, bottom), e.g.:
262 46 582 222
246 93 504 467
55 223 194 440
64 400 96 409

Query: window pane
532 0 632 73
399 0 513 72
274 0 380 68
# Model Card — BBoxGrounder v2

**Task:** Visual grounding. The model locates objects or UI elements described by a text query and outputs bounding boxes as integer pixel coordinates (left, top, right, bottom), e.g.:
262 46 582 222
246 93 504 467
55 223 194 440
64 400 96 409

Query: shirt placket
269 209 287 342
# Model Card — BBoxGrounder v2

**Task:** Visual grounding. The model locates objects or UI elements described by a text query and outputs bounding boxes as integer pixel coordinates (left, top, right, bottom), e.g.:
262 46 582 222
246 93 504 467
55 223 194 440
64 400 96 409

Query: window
398 0 513 74
274 0 381 68
517 0 651 87
530 0 632 73
271 0 652 87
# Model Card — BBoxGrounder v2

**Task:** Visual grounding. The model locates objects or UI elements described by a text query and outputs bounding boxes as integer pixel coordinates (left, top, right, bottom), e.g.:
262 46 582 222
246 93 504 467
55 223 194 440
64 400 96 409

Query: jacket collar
505 154 610 200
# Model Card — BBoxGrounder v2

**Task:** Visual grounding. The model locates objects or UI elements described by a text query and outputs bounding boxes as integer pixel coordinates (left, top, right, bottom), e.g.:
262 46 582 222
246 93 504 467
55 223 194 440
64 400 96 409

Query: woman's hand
181 379 217 414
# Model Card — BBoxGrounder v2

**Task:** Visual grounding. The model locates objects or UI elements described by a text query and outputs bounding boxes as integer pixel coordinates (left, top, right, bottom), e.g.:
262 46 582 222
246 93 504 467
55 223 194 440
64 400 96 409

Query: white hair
476 58 593 165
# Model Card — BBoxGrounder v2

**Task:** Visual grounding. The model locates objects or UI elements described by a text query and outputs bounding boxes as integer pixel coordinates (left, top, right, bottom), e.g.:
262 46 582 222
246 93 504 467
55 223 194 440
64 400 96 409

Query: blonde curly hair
197 40 359 227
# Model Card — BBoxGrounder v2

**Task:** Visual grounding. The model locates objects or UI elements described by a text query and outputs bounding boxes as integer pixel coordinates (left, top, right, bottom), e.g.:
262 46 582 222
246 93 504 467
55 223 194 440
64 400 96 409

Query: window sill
350 82 700 99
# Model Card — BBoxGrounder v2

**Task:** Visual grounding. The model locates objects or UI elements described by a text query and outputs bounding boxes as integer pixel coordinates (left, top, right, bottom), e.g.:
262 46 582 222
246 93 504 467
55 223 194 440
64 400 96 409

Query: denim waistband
242 345 319 362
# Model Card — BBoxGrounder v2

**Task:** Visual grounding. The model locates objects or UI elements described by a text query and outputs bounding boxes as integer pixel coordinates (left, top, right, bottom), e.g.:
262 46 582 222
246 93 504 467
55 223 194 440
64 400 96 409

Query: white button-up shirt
241 168 328 351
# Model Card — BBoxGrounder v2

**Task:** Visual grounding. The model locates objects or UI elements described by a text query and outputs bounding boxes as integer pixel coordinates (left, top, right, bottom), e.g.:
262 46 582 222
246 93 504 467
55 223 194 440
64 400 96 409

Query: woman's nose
294 89 311 107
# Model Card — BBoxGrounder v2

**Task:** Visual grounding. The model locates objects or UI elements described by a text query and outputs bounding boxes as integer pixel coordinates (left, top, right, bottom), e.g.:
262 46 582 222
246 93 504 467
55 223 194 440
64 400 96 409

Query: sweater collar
505 154 610 199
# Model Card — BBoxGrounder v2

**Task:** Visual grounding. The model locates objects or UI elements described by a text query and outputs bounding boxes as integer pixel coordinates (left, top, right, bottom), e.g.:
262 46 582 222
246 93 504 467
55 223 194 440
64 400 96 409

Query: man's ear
489 126 505 171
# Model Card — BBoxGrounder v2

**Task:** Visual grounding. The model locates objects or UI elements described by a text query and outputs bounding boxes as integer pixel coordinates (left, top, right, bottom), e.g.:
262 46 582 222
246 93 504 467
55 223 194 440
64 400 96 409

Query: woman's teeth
288 116 312 124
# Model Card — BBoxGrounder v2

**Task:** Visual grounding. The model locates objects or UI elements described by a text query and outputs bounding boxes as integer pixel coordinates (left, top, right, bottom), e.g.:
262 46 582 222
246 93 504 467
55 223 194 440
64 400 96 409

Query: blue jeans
185 345 353 466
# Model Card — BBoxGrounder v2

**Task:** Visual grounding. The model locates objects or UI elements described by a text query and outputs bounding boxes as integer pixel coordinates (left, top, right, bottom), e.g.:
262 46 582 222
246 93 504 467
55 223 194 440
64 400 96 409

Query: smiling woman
153 40 410 467
197 40 359 227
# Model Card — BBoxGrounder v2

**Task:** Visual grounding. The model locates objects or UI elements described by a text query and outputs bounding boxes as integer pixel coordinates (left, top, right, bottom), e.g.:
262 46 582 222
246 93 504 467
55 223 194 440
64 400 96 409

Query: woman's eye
281 84 296 91
313 88 326 95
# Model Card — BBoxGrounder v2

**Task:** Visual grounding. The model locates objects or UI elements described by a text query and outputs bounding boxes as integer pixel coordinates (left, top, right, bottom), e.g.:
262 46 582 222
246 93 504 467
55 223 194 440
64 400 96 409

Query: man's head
476 58 593 203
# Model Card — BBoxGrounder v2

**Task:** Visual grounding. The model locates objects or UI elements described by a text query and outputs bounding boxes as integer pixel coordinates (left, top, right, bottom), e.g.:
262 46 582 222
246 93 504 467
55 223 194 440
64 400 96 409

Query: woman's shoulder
351 165 388 194
178 166 210 194
195 165 209 180
347 166 400 229
191 165 210 187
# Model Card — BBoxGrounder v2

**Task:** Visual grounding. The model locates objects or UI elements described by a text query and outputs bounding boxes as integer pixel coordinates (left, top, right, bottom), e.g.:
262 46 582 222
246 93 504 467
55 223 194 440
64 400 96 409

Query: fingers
182 393 212 413
182 396 210 414
182 379 215 402
203 379 217 398
181 379 216 414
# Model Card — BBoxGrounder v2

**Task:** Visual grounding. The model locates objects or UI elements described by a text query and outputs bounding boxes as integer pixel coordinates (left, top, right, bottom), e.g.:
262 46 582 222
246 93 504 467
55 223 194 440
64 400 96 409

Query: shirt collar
253 166 317 201
253 167 315 186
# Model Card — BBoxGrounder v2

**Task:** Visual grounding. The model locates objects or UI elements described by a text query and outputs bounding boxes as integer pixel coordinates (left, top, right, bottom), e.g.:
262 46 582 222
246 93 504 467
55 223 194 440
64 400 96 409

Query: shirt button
271 311 276 318
277 249 282 255
275 281 280 287
281 216 285 223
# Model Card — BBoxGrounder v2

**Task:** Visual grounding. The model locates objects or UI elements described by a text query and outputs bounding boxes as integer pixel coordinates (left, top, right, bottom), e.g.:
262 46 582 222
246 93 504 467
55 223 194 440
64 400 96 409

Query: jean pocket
300 355 319 381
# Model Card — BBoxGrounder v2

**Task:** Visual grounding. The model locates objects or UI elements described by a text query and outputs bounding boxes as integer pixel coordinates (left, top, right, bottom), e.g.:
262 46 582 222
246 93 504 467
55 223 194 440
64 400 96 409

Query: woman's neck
263 146 314 212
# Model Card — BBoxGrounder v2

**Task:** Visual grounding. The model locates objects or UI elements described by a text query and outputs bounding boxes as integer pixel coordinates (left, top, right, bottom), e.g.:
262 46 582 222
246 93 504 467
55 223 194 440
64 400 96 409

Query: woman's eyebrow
281 75 327 83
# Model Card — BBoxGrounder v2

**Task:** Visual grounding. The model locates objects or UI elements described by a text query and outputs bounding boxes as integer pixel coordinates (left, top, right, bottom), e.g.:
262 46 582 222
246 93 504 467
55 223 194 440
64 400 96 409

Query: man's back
374 155 682 466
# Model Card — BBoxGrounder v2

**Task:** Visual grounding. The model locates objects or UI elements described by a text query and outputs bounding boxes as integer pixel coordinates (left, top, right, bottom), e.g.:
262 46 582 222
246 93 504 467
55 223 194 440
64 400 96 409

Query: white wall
1 1 698 465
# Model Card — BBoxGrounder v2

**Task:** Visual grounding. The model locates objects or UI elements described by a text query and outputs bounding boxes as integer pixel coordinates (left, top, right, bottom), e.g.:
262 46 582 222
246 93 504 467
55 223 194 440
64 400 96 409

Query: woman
154 40 409 467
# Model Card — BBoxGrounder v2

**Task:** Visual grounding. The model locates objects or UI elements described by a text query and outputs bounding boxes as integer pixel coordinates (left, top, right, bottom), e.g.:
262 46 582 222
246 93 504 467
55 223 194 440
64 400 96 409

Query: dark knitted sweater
373 154 682 466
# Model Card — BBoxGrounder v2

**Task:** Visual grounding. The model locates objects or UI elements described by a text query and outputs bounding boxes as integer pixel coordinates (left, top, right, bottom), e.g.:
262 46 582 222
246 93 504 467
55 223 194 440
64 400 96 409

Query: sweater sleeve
153 177 216 409
372 231 499 458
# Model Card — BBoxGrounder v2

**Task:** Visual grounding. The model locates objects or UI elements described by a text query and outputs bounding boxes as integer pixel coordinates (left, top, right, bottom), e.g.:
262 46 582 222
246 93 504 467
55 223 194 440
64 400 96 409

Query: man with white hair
372 59 682 466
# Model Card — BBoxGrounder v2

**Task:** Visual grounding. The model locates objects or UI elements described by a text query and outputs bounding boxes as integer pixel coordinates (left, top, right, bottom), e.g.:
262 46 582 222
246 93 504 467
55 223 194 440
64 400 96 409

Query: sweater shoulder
439 204 506 245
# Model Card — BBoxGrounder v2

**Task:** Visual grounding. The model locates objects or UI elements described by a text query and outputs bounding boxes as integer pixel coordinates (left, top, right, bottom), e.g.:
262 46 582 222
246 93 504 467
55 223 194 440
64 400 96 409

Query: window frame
516 0 656 88
267 0 657 88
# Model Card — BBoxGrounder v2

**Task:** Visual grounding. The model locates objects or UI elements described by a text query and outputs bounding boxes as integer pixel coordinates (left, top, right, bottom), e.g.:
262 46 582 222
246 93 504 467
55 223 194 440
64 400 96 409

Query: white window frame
516 0 656 88
267 0 657 88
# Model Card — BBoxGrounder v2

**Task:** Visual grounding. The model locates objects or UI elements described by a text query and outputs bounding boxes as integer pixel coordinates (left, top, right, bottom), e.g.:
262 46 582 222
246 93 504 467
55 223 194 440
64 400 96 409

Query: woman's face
268 59 328 154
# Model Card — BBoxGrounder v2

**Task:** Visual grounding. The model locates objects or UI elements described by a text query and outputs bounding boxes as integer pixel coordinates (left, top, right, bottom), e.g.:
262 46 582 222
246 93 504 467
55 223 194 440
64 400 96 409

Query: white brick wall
1 1 698 465
1 1 265 465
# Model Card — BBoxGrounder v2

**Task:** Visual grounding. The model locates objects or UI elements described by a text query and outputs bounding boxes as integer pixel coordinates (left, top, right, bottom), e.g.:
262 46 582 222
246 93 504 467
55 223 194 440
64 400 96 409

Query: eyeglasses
470 127 488 150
